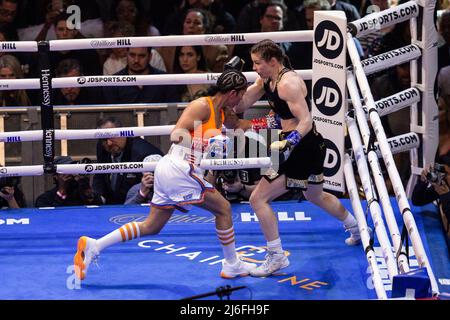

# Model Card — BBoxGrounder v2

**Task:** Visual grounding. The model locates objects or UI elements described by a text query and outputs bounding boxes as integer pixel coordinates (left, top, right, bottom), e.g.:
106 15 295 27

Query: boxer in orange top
74 68 257 281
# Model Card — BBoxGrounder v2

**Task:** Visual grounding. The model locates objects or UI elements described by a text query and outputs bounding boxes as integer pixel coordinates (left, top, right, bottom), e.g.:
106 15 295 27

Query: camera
224 56 244 72
426 163 447 185
0 176 14 193
215 170 240 201
217 170 238 184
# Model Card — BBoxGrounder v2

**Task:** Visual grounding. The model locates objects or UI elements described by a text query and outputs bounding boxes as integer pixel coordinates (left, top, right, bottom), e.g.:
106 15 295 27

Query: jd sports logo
85 165 94 172
323 139 340 177
77 77 86 84
313 78 342 116
315 21 343 60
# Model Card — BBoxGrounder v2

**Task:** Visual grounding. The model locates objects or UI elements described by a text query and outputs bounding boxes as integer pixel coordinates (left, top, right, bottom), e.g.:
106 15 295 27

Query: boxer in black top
235 39 361 277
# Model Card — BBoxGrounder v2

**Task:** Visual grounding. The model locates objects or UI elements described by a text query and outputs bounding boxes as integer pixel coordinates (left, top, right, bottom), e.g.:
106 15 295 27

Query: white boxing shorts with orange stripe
150 154 215 211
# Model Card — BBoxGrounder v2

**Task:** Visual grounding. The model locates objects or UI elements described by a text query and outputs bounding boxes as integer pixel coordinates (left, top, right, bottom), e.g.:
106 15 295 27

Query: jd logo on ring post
311 11 347 193
323 139 341 178
315 21 344 60
313 78 342 116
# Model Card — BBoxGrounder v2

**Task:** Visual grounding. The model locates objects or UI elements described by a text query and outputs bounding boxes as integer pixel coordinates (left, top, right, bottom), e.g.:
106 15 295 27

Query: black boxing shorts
263 123 326 190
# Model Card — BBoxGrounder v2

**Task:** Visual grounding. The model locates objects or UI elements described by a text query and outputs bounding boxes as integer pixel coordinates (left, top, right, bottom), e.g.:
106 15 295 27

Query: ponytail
282 54 293 70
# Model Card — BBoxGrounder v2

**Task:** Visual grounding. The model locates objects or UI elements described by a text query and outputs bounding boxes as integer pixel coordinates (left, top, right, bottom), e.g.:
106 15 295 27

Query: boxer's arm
234 77 265 114
278 74 312 137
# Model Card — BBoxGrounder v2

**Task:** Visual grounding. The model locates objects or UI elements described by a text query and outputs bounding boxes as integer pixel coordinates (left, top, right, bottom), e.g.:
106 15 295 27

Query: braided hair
208 69 248 95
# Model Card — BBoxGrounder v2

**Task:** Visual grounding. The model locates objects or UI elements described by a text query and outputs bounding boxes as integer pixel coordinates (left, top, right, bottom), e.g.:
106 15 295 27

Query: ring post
38 41 55 174
311 11 347 193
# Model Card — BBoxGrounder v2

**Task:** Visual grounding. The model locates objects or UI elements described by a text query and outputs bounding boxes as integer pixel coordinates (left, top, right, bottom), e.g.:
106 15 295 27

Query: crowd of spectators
0 0 448 212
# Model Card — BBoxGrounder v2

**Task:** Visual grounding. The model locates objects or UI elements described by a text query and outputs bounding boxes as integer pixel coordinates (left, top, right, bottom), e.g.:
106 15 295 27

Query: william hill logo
204 35 246 43
116 38 131 46
6 136 21 142
230 35 245 42
120 130 134 137
2 43 16 50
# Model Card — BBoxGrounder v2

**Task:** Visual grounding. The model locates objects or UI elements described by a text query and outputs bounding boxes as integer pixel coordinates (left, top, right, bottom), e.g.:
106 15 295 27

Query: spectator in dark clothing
438 10 450 71
53 58 103 105
108 0 160 36
47 13 102 76
411 162 450 251
0 175 26 209
124 154 162 204
412 163 450 207
328 0 361 22
234 0 277 33
102 47 181 104
35 156 103 207
173 45 211 102
159 8 229 73
162 0 236 36
20 0 101 29
233 1 290 72
0 0 19 40
283 0 308 31
187 0 236 34
370 63 411 137
93 116 163 205
287 0 331 70
370 21 410 57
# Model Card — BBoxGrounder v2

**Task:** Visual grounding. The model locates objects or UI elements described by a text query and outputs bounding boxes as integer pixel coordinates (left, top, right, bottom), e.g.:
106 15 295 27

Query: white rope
347 31 440 294
200 157 271 170
0 41 38 52
347 114 399 280
0 79 40 90
360 44 421 76
343 154 388 300
348 1 419 38
57 162 154 175
49 30 313 51
56 125 175 140
370 132 421 158
0 165 43 177
347 71 410 274
51 70 312 89
0 126 175 143
363 88 421 118
0 157 272 176
0 70 312 91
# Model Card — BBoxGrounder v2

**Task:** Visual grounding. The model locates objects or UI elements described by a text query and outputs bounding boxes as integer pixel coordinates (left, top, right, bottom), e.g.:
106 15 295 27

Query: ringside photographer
208 131 303 203
411 159 450 251
0 175 26 209
35 156 103 207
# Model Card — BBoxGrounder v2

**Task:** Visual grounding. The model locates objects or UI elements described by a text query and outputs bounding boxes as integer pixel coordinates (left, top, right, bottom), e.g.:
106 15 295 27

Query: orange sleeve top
190 96 224 142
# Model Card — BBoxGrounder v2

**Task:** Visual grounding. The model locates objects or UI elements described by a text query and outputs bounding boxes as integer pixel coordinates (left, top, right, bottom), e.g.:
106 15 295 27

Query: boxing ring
1 200 446 300
0 0 449 300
